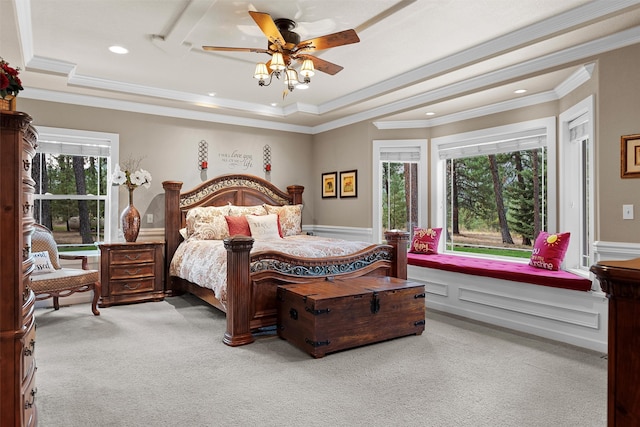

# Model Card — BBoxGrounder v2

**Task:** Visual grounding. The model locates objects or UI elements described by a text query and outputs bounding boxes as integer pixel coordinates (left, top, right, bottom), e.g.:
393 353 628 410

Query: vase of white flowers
111 160 152 242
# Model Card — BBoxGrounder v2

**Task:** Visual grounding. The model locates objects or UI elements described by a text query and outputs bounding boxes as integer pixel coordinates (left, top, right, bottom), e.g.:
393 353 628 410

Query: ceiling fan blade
203 46 270 54
296 29 359 52
298 55 344 75
248 11 285 48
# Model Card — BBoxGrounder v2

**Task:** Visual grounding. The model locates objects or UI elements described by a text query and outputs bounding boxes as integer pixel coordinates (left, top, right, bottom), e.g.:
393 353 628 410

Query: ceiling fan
203 11 360 93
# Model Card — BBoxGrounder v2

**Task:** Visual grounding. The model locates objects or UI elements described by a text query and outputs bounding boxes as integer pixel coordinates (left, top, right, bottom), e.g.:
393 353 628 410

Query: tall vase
121 187 140 242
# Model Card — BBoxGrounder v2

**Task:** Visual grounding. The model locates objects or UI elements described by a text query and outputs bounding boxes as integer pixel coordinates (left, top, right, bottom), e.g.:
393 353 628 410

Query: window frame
373 139 428 244
34 126 120 243
559 95 594 275
431 117 557 256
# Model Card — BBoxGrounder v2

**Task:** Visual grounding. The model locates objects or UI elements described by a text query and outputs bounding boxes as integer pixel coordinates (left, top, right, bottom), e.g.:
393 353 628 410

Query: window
559 96 594 273
432 118 557 259
33 127 119 247
373 140 428 243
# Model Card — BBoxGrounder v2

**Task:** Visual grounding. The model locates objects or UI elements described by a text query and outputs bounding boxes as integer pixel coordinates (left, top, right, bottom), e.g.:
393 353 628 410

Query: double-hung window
373 140 428 243
431 118 557 259
559 96 594 273
32 126 119 248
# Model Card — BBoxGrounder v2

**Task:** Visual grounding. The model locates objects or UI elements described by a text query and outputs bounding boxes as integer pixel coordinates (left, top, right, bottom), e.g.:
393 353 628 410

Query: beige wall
596 44 640 243
17 42 640 245
19 99 314 227
311 43 640 246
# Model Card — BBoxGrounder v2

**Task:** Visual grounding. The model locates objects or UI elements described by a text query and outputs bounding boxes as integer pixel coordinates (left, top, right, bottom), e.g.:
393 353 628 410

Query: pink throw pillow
409 227 442 254
225 215 251 236
529 231 570 271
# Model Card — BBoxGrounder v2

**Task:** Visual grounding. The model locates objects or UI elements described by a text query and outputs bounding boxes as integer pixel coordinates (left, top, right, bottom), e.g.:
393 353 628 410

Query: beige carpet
34 295 607 427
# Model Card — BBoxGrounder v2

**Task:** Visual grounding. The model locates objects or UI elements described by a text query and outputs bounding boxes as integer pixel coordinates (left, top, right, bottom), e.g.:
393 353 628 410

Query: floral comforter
169 235 375 308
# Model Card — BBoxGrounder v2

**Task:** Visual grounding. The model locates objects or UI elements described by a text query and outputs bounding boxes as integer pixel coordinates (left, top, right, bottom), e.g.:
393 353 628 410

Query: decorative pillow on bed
529 231 570 271
32 251 55 275
225 215 251 236
228 205 267 217
186 206 231 240
409 227 442 254
246 214 282 240
264 204 303 236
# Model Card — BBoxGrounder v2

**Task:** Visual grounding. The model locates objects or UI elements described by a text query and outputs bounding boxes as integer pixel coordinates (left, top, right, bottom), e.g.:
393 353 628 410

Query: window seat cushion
407 253 592 291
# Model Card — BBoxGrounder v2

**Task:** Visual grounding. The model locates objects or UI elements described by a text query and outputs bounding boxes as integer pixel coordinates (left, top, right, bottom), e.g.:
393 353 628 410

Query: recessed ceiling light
425 112 435 116
271 103 278 107
514 89 527 94
109 45 128 54
208 92 216 97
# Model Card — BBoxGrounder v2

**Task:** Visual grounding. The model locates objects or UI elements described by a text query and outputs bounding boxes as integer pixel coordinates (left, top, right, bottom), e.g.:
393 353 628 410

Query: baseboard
302 225 373 242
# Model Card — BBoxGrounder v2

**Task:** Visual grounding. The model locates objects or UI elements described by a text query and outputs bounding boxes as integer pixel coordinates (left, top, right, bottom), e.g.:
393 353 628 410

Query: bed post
384 230 410 279
287 185 304 205
163 181 183 296
223 236 255 346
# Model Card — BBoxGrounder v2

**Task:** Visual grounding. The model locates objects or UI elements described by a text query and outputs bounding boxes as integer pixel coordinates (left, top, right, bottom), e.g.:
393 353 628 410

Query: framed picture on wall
621 134 640 178
322 172 337 198
339 170 357 198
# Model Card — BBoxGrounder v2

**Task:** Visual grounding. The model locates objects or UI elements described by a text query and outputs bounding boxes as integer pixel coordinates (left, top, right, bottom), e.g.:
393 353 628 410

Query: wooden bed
163 174 409 346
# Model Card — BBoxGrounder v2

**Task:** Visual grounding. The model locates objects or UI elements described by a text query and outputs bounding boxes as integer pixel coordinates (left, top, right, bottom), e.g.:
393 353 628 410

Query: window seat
407 253 591 292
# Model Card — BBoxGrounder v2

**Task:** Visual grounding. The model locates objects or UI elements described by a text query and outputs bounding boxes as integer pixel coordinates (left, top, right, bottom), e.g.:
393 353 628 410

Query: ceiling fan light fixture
300 59 315 78
270 52 286 71
284 68 299 86
254 63 269 80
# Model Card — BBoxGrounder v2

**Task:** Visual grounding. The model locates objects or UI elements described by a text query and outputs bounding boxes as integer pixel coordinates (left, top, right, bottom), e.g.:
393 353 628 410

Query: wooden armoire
591 258 640 427
0 110 38 426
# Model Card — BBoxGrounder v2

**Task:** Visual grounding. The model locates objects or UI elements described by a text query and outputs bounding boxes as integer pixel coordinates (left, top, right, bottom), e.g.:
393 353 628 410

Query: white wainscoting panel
593 240 640 262
408 264 609 353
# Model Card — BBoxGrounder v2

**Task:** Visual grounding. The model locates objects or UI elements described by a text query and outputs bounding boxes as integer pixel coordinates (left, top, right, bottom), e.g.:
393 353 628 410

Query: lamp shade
254 63 269 80
300 59 315 78
284 68 299 86
270 52 286 71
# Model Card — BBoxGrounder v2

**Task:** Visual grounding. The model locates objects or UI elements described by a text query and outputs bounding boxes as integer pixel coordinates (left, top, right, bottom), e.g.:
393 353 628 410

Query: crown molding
374 63 596 130
21 88 313 134
326 25 640 134
554 63 596 98
374 91 558 130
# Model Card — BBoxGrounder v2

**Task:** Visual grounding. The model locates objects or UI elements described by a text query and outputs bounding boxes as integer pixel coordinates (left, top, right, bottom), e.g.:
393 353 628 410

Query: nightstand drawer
109 278 155 295
109 248 156 265
110 263 155 280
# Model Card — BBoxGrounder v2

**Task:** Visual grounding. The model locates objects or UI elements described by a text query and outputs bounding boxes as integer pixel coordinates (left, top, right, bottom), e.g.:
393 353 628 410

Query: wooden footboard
222 230 409 346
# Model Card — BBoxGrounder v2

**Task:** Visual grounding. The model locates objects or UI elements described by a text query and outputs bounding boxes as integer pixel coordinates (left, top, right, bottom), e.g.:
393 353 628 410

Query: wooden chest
277 276 426 358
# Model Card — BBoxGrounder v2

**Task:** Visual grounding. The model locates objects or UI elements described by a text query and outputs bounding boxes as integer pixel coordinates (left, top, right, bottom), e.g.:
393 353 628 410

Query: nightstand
99 241 164 307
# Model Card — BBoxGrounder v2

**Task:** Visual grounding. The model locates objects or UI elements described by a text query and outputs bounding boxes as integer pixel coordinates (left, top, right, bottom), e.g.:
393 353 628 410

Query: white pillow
32 251 55 275
246 214 281 240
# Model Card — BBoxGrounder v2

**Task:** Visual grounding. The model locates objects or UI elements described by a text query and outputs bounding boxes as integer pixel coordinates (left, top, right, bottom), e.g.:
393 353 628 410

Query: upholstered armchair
30 224 101 316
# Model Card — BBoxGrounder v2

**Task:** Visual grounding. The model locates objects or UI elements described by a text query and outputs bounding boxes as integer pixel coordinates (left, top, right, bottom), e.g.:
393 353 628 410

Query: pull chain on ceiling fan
203 11 360 95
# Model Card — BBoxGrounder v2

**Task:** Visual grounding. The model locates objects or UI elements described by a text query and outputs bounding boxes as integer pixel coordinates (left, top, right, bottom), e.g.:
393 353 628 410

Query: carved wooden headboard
162 174 304 279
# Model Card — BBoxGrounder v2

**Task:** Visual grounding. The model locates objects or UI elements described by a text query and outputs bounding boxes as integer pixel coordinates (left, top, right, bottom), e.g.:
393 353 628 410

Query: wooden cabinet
591 258 640 427
0 111 38 426
99 242 164 306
